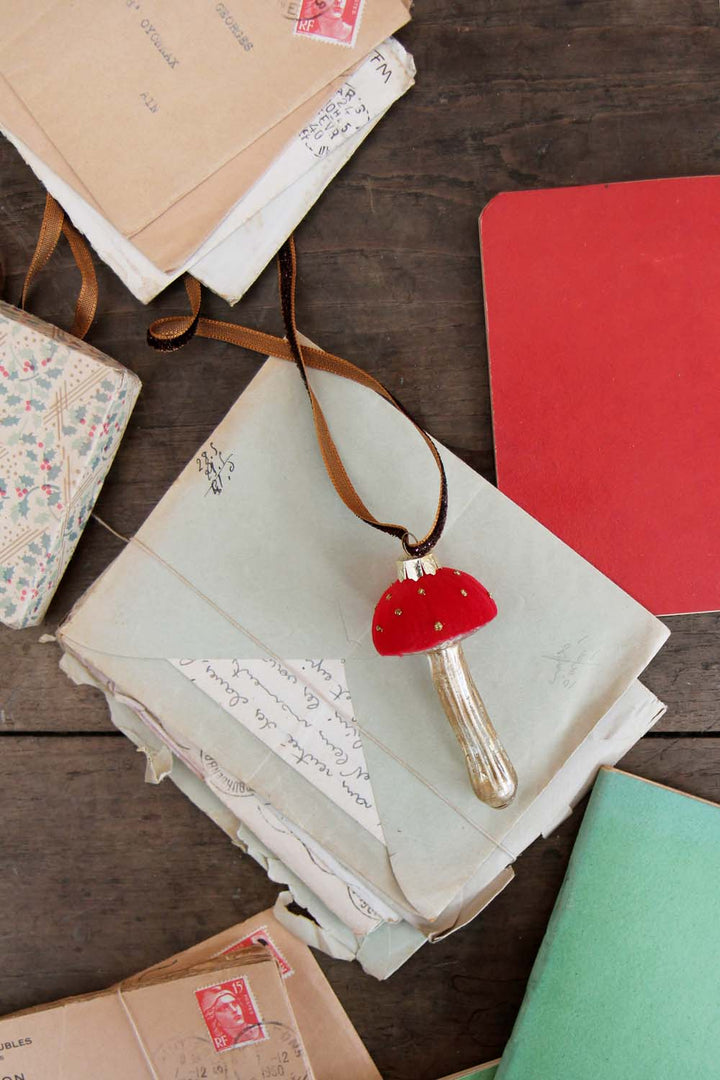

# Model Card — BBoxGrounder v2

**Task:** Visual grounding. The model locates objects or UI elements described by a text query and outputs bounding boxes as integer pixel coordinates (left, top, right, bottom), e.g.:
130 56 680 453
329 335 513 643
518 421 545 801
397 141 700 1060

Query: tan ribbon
147 237 447 557
21 193 98 339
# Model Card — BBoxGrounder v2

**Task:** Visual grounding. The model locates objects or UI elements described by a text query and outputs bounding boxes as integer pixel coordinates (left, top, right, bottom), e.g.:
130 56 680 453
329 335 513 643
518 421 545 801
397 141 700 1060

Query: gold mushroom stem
428 641 517 808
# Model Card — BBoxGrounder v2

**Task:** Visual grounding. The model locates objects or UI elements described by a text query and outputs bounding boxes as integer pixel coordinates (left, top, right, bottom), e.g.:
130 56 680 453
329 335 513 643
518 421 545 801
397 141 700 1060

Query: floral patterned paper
0 300 140 629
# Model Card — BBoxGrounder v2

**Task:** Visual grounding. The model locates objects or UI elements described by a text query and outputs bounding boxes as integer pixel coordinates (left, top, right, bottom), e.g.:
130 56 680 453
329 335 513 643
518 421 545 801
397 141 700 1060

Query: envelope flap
59 359 480 661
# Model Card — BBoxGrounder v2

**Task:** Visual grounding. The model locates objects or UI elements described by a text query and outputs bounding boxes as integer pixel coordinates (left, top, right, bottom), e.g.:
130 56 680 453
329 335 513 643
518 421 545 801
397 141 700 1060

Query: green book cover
498 767 720 1078
438 1065 498 1079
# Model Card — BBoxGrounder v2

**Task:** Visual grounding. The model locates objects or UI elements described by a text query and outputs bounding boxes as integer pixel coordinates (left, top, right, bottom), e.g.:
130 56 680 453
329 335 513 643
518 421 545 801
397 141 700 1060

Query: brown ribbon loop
147 238 447 557
21 193 98 340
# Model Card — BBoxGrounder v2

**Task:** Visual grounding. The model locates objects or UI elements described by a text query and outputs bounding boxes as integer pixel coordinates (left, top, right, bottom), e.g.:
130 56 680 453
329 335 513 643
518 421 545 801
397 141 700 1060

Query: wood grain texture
1 737 719 1079
1 0 720 1076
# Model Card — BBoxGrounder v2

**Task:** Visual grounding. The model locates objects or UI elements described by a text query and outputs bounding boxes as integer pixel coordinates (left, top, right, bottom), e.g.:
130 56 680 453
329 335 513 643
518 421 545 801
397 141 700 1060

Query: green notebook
498 767 720 1078
438 1065 498 1079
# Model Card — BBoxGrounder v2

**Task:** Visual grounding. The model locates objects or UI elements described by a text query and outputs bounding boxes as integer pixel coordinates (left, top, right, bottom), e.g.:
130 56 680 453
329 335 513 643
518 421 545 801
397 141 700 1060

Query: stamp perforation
218 925 295 979
194 974 269 1054
292 0 365 48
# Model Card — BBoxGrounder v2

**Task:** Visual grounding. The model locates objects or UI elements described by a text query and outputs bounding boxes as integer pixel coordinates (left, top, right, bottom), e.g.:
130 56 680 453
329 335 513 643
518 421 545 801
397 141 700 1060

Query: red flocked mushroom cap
372 567 497 657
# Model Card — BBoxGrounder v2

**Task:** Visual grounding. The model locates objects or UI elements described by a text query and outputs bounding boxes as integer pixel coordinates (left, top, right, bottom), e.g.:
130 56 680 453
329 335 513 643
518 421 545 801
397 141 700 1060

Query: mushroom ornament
372 553 518 809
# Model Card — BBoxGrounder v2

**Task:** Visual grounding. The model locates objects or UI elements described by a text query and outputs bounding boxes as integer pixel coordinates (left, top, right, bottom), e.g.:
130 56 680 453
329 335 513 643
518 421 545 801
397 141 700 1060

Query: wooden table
2 3 719 1077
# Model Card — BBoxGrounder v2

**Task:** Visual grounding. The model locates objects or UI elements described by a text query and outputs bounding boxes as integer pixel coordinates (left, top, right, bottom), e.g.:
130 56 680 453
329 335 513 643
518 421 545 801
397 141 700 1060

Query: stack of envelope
57 355 670 978
0 905 382 1078
0 0 413 303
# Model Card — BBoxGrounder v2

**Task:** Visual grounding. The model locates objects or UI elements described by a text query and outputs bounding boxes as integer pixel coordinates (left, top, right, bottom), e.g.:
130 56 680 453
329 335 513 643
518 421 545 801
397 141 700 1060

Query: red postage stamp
293 0 364 47
195 977 267 1053
220 926 294 979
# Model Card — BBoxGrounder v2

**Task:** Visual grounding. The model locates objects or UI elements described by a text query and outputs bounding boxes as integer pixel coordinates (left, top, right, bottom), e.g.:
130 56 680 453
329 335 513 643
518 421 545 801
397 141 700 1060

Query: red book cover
480 176 720 616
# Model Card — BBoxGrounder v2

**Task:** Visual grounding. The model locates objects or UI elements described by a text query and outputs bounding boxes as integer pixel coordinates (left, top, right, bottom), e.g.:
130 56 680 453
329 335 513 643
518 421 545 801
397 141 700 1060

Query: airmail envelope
57 358 669 928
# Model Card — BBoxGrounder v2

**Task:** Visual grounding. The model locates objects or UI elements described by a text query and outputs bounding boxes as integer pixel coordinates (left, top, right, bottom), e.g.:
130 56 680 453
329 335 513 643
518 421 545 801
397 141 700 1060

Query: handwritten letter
169 657 385 843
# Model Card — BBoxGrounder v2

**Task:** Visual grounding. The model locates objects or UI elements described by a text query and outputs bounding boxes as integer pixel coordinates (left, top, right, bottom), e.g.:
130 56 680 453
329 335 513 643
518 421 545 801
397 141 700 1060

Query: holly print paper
0 301 140 628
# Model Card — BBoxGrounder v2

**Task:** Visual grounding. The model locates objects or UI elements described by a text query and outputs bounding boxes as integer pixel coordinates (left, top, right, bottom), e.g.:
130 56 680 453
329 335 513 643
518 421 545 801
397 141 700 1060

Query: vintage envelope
0 0 410 240
76 676 664 979
1 38 415 301
0 63 346 272
140 906 382 1080
0 947 314 1079
57 359 669 943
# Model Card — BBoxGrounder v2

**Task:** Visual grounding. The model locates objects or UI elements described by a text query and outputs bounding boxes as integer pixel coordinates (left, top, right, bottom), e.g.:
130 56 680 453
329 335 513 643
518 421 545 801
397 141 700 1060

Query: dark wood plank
0 735 717 1080
642 615 720 732
0 737 279 1010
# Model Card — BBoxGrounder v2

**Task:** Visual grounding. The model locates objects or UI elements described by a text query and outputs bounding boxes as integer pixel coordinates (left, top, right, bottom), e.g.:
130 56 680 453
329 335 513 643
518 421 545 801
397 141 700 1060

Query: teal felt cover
440 1067 497 1079
497 768 720 1078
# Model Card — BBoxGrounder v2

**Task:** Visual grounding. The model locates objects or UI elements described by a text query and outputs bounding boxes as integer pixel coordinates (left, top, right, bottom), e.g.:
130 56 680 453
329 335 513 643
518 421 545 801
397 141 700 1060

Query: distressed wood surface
1 737 719 1079
1 1 720 1077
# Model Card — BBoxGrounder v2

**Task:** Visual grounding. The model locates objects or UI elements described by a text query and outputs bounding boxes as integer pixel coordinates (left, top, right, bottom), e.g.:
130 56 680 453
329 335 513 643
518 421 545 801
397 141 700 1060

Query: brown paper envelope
1 0 409 238
0 74 97 208
0 65 349 272
139 908 382 1080
131 70 350 270
0 949 314 1079
124 951 315 1078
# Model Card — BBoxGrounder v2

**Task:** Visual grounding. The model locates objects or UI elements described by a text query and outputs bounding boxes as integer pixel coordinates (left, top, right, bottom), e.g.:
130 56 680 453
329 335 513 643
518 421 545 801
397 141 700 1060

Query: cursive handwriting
254 707 277 732
171 657 384 842
261 657 298 684
302 684 320 710
302 658 334 683
284 734 334 776
543 636 600 690
341 780 372 808
232 664 310 729
179 659 248 709
196 440 235 496
317 728 349 766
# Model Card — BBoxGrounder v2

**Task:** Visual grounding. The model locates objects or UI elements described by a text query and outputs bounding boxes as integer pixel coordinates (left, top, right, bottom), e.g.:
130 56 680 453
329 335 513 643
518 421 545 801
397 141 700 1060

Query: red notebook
480 176 720 616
